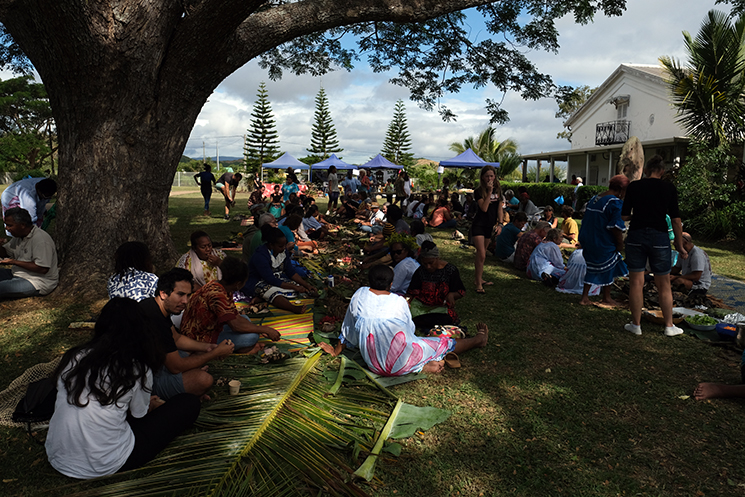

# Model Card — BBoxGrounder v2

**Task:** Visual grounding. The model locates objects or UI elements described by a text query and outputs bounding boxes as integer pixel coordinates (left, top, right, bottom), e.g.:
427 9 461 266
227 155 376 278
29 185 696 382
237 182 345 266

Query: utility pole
202 141 206 163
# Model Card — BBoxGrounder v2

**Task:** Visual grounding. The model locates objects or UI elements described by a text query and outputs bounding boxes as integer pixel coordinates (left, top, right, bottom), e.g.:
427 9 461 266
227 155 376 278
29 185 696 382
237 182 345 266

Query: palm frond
60 353 403 497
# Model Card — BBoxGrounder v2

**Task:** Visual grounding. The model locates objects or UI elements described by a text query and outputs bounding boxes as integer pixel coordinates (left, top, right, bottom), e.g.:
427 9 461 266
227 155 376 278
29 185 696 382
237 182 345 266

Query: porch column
585 154 590 184
608 150 613 186
537 160 541 183
550 157 555 182
522 159 528 182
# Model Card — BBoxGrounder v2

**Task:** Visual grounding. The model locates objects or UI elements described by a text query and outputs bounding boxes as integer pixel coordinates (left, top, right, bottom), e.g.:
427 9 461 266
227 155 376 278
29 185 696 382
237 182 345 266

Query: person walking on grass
193 163 216 216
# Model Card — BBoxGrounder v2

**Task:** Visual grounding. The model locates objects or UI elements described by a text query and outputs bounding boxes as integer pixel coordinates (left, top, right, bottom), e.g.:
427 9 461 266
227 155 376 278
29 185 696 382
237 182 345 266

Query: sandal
475 288 486 295
444 352 461 369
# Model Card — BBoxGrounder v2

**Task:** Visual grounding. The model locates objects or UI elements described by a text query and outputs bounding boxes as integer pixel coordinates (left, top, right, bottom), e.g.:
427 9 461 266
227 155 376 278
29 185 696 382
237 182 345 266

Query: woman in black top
471 165 503 294
621 155 687 337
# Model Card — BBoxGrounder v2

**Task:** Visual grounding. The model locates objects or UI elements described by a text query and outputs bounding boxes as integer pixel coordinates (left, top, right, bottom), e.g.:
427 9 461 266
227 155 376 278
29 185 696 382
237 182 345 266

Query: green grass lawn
1 191 745 496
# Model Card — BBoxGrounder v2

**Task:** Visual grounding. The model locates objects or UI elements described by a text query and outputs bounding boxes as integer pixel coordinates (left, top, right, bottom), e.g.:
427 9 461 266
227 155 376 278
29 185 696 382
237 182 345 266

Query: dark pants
119 393 200 472
413 313 454 329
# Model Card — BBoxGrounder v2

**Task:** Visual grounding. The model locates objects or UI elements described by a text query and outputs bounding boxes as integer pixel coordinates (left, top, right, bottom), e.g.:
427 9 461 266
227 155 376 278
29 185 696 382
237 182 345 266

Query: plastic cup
228 380 241 395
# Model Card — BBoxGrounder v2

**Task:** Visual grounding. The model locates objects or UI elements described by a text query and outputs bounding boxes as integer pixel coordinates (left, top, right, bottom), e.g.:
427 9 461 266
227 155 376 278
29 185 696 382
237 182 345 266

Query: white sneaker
624 323 642 335
664 325 684 337
325 210 330 215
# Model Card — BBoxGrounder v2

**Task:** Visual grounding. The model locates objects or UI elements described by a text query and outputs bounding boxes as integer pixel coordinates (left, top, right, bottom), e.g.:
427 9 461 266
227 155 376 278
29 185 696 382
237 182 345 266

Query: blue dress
578 194 628 286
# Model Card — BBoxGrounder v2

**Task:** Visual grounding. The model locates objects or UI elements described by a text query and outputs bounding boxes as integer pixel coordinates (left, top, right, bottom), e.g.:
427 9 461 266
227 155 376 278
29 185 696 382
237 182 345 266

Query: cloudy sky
185 0 730 164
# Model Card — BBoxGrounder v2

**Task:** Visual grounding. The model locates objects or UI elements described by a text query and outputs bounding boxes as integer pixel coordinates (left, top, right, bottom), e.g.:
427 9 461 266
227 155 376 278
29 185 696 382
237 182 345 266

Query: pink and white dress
340 287 455 376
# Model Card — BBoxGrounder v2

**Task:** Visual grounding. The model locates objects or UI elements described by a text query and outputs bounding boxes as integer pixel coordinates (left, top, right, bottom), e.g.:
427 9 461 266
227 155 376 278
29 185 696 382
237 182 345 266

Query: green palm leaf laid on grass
54 351 448 497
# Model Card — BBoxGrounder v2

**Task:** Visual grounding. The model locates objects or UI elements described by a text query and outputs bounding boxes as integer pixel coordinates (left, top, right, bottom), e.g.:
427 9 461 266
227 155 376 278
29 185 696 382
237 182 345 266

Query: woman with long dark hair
471 165 503 294
45 298 200 479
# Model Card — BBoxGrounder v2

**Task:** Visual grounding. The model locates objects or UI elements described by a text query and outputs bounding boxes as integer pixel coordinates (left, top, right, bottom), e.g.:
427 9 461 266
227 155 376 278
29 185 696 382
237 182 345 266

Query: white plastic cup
228 380 241 395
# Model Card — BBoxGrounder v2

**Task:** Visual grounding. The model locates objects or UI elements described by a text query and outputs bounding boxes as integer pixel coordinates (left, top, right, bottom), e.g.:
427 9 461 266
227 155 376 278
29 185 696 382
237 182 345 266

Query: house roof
521 136 689 162
564 64 667 128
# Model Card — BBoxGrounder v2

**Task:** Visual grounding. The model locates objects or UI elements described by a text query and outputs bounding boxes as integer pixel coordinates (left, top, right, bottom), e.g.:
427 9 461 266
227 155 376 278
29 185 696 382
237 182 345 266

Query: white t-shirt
4 225 59 294
46 354 151 479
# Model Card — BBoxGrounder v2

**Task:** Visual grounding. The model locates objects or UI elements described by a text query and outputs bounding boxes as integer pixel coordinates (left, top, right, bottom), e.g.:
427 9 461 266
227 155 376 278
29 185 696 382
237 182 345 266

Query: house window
617 102 628 120
590 154 597 162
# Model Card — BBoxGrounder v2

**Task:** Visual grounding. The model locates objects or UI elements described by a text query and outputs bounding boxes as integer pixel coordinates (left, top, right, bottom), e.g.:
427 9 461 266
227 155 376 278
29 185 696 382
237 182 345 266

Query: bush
501 181 603 214
675 140 743 240
11 169 47 181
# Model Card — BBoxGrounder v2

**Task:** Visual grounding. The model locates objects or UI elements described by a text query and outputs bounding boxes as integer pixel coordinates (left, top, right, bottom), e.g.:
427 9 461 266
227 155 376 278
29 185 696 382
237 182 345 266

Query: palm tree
449 126 519 178
660 10 745 147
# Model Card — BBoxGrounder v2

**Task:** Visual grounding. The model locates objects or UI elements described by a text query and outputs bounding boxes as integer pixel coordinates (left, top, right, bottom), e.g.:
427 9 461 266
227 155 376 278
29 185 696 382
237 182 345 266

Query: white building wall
568 69 686 150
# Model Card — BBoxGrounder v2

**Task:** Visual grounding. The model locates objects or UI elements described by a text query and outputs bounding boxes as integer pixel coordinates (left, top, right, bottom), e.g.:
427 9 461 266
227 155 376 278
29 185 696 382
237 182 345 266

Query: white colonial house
522 64 690 186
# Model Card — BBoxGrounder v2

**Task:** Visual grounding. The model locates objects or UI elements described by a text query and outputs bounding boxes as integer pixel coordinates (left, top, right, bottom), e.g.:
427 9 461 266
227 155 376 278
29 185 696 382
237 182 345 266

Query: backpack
13 376 57 432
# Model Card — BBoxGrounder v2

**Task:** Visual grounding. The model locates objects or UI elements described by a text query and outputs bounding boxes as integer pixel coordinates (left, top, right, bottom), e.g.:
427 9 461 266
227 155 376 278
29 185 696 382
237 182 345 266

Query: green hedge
501 182 605 216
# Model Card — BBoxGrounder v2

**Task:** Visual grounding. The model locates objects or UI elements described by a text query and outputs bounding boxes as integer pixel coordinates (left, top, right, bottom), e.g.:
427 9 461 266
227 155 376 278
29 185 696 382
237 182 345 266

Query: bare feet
199 394 212 402
578 298 593 306
599 298 621 307
475 323 489 347
694 382 728 400
422 360 445 374
201 365 210 371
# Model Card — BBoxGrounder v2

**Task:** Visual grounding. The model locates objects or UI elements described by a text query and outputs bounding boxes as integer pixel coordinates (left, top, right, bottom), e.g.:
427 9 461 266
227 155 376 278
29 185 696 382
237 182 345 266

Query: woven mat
0 357 60 428
236 301 315 351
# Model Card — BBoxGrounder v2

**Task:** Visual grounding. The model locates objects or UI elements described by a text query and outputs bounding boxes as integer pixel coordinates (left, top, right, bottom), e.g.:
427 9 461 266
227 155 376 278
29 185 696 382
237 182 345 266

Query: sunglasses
390 249 404 255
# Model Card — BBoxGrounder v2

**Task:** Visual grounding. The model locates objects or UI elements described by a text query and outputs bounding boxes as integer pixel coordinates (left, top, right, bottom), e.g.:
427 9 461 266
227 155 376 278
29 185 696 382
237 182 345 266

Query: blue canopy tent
314 154 357 170
439 148 499 168
262 152 309 182
360 154 403 170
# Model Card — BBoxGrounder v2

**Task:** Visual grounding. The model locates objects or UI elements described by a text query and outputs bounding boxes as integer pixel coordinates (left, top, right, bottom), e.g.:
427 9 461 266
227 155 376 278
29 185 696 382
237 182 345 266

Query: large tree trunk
0 0 510 295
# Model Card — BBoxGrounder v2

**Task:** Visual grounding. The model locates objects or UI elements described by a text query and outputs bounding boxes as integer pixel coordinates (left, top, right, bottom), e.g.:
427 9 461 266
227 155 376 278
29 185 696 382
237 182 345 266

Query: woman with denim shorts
621 155 687 337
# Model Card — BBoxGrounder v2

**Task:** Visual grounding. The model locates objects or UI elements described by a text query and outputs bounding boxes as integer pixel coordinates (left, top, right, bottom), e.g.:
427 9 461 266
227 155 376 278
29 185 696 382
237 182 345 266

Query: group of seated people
19 176 722 482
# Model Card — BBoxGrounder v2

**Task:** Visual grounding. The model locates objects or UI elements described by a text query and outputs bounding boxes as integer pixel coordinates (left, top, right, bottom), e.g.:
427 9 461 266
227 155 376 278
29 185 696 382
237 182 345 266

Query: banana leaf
53 350 447 497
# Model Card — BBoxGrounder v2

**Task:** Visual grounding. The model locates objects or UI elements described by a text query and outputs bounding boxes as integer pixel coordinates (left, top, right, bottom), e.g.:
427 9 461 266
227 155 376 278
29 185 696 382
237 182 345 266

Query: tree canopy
0 75 55 172
244 82 280 175
381 100 414 166
307 88 343 160
554 85 597 142
0 0 632 289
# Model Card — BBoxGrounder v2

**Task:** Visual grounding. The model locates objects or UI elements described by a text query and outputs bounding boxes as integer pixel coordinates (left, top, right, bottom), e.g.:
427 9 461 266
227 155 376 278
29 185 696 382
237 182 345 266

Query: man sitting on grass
0 207 58 300
494 211 528 263
142 269 234 400
669 232 711 297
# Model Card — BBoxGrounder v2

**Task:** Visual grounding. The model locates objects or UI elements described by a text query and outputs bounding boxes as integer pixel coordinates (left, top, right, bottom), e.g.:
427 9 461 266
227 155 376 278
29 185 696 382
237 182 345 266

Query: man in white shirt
0 207 58 299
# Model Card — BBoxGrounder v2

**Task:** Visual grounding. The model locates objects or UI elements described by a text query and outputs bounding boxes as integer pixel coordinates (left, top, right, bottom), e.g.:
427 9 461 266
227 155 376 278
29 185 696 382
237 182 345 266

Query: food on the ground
686 315 718 326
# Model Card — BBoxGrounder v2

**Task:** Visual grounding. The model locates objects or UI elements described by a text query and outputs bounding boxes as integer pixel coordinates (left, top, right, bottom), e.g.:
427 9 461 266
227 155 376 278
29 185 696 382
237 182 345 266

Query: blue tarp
263 152 309 170
439 148 499 168
360 154 403 170
313 154 357 170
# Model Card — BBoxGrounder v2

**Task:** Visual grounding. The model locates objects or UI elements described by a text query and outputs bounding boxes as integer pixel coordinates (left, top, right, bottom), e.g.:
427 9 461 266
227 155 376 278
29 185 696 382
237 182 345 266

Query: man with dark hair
1 177 57 231
180 257 281 354
0 207 58 299
669 232 711 296
141 268 234 400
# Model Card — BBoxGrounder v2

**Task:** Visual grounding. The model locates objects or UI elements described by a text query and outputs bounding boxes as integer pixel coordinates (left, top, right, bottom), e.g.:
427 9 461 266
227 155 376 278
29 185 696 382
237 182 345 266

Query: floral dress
407 262 466 323
341 288 454 376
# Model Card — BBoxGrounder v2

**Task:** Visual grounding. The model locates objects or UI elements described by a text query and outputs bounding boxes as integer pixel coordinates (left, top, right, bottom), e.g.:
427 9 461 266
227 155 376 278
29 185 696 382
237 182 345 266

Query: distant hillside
183 156 244 162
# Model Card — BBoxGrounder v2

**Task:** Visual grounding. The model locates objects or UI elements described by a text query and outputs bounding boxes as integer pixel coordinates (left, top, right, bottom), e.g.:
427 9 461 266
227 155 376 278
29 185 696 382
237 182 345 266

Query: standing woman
281 173 299 203
471 165 503 294
46 298 200 479
621 155 687 337
326 165 339 214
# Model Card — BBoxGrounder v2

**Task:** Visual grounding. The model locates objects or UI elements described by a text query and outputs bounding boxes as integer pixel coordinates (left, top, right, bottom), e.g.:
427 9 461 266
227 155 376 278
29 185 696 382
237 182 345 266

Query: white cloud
185 0 728 163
